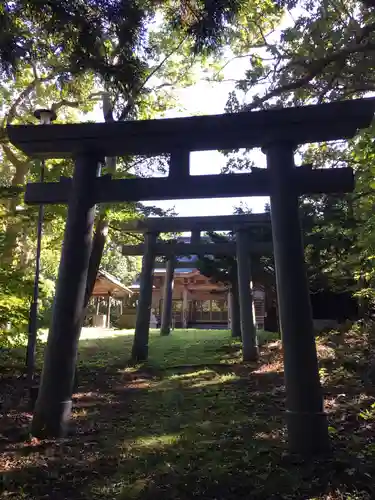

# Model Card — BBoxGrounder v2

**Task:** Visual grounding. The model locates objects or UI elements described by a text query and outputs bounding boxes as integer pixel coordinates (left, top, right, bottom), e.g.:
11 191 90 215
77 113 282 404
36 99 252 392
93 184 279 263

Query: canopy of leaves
220 0 375 111
203 0 375 310
2 0 266 330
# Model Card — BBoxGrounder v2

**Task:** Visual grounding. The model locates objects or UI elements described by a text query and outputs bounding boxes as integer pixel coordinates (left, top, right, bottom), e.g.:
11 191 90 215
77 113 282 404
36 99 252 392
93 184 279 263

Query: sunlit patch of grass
131 433 181 450
74 328 276 371
168 369 214 380
189 372 239 388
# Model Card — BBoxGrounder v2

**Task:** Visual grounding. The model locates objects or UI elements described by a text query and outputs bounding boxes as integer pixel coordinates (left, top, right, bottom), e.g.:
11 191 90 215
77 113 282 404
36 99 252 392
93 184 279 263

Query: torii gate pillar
131 232 157 361
31 154 100 438
265 143 329 454
160 257 175 336
236 228 258 361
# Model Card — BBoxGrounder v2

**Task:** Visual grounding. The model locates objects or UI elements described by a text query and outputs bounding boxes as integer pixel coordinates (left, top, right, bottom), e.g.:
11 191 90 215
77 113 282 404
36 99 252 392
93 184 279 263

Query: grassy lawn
1 327 375 499
75 328 277 369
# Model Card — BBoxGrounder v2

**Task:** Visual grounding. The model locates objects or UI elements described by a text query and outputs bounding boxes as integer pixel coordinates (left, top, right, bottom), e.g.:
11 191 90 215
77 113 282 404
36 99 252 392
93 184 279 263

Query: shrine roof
92 269 133 298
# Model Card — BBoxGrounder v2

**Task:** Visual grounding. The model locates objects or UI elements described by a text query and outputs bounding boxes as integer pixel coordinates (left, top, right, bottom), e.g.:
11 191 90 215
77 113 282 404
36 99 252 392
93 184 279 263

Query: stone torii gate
8 97 375 454
121 214 272 362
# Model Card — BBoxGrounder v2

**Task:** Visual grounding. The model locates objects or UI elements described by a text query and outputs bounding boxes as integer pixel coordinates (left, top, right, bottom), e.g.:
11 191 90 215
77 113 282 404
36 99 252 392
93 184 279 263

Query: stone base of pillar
31 399 73 438
242 345 258 362
286 410 330 455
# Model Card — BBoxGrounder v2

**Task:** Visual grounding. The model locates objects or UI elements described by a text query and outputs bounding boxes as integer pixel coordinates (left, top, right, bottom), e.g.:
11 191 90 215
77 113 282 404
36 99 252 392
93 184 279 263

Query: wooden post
131 232 157 361
265 142 329 455
95 297 100 315
227 290 231 329
160 257 175 335
106 294 111 328
31 154 100 438
182 287 188 329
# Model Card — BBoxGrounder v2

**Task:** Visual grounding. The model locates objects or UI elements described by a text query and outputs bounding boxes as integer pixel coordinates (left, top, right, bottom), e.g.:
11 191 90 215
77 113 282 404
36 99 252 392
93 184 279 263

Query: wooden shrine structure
130 260 267 330
91 269 133 328
9 97 375 454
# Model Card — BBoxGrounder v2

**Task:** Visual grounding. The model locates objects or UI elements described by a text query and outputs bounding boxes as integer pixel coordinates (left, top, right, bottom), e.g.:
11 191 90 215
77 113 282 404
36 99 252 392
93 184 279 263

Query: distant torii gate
9 97 375 454
121 214 272 362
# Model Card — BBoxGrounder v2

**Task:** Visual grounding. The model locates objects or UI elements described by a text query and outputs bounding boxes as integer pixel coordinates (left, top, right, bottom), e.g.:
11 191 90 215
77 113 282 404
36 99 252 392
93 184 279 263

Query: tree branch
244 40 375 110
5 72 58 125
117 35 189 121
211 50 265 80
51 100 80 112
1 143 27 168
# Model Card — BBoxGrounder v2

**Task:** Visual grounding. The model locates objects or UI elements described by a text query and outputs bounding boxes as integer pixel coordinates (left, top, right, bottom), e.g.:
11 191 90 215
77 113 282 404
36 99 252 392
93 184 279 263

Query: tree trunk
73 215 108 391
74 92 116 390
3 161 29 264
82 215 108 312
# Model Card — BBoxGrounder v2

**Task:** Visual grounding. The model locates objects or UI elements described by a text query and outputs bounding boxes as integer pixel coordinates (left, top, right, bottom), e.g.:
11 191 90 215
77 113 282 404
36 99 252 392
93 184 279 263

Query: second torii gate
121 214 272 362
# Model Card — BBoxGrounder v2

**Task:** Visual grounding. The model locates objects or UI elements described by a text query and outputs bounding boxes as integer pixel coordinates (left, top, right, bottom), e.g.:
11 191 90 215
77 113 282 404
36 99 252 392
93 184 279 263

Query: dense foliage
219 0 375 312
0 0 281 342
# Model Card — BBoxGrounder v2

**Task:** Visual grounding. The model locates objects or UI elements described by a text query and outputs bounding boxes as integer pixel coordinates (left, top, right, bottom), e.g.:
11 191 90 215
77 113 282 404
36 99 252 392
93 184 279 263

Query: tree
208 0 375 317
0 0 289 329
0 0 224 310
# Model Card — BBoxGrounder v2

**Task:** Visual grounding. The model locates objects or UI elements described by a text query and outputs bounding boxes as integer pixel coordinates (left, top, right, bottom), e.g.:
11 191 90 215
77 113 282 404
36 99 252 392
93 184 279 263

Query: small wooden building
91 270 133 328
129 256 266 329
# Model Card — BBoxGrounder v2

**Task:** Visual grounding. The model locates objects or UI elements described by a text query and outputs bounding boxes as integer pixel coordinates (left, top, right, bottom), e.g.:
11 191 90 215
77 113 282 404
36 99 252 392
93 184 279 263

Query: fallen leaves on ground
1 327 375 499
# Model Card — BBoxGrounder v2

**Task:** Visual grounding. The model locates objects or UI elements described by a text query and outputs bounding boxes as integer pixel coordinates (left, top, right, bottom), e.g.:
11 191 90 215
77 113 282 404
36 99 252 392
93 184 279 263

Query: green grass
76 328 276 369
2 327 375 500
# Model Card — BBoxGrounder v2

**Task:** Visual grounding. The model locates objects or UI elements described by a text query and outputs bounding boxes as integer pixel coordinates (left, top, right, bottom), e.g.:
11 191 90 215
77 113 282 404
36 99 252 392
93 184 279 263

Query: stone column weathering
265 142 329 455
31 154 100 438
235 229 258 361
131 232 157 362
160 257 175 335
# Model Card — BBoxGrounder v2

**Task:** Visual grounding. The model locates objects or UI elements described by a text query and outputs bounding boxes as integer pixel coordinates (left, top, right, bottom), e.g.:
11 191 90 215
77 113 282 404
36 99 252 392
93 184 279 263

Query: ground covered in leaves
1 327 375 499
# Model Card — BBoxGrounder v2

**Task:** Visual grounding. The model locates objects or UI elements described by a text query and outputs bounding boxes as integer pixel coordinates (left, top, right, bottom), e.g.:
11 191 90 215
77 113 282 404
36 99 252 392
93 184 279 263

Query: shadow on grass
1 367 284 499
2 360 375 500
2 329 375 499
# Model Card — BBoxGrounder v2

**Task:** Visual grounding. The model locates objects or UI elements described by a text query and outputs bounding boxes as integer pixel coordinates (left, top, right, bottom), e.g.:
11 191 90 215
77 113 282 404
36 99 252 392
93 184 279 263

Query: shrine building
129 252 266 330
